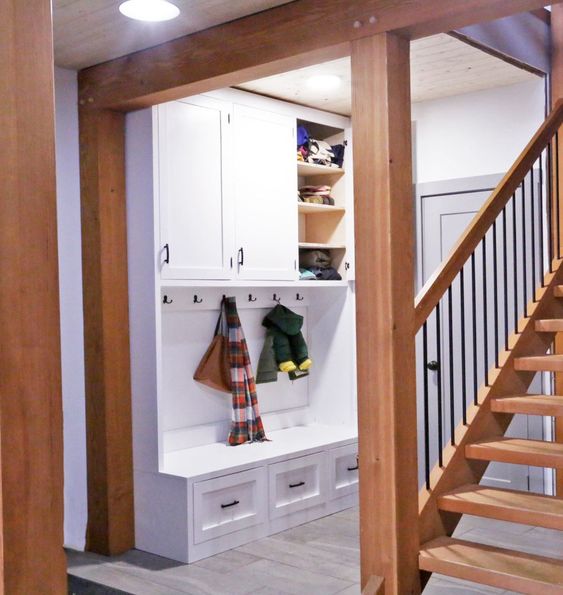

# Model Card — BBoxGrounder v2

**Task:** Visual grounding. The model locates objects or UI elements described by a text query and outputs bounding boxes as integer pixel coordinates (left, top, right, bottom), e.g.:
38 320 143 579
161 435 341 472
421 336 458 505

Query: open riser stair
415 101 563 591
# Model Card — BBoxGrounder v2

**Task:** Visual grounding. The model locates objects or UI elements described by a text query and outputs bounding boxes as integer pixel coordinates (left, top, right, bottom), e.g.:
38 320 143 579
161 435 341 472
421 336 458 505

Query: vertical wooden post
0 0 67 591
79 108 135 554
351 33 421 594
551 4 563 498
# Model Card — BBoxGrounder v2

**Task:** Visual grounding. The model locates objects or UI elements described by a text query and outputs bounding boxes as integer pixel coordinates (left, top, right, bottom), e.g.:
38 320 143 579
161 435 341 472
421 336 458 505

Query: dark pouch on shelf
194 299 231 393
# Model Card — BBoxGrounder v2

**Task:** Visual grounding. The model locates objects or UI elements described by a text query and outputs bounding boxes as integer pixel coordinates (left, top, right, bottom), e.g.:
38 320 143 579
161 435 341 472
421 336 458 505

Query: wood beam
552 4 563 499
79 108 135 554
0 0 66 591
77 0 562 112
351 33 420 594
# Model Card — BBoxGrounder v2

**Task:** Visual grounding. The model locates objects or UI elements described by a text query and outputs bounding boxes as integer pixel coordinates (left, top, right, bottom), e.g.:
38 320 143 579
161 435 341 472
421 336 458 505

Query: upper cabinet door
233 105 298 281
157 97 234 280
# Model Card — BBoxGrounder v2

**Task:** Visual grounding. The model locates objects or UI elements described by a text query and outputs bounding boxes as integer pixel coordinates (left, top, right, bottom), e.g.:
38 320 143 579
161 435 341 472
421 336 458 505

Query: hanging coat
258 305 312 378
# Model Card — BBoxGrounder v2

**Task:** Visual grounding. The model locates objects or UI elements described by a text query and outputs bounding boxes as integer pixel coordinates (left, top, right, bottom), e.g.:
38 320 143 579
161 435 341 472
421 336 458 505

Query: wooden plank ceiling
54 0 295 69
238 33 539 113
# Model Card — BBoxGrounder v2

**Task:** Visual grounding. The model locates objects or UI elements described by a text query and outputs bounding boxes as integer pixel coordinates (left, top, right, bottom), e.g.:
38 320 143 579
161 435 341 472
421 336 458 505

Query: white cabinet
233 105 298 281
329 444 359 499
157 96 234 280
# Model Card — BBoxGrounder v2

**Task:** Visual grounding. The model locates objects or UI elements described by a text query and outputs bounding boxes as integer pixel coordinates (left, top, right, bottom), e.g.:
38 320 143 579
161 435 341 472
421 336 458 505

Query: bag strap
214 297 228 337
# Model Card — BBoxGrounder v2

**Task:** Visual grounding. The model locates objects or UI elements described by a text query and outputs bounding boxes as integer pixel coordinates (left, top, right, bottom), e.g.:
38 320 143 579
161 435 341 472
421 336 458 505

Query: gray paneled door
416 173 544 493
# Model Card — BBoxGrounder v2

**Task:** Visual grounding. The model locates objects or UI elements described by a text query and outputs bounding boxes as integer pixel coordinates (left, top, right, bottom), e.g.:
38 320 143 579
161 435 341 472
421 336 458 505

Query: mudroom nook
126 86 358 562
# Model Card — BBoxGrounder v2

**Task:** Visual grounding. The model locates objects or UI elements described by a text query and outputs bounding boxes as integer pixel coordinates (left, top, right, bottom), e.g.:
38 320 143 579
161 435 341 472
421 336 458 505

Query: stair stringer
418 259 563 551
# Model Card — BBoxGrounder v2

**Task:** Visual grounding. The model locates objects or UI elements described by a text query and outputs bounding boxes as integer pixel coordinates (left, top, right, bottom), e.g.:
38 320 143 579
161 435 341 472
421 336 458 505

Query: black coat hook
193 295 203 304
248 294 257 302
296 293 304 301
163 295 173 305
273 293 281 304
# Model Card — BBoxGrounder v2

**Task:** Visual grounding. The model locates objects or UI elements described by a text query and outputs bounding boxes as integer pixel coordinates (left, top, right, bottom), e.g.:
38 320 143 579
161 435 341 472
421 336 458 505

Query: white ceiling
53 0 294 69
238 33 539 113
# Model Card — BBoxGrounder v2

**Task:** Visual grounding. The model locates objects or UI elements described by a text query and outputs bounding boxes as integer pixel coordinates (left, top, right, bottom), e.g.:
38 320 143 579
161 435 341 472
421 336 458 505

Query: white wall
55 67 87 550
412 78 545 184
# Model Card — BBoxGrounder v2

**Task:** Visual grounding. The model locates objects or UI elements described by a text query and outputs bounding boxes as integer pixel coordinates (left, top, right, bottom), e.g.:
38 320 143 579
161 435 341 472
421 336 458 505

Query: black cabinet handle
426 360 439 372
347 465 359 472
220 500 240 509
163 243 170 264
238 247 244 267
344 262 350 271
289 481 305 489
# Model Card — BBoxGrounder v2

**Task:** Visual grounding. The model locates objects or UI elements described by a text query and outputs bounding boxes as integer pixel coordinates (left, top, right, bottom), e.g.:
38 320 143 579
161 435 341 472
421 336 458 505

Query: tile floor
67 507 563 594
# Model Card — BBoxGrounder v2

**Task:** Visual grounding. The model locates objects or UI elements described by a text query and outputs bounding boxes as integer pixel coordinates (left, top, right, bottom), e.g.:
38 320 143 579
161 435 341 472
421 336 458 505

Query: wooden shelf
297 162 344 177
160 279 349 288
299 242 346 250
298 202 345 214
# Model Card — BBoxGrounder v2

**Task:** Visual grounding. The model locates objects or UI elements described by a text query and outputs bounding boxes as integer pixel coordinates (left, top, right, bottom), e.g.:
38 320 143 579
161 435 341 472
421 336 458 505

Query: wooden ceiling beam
78 0 560 111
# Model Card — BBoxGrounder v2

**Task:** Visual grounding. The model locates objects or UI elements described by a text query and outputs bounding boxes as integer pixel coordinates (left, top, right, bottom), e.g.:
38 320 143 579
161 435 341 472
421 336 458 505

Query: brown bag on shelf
193 299 231 393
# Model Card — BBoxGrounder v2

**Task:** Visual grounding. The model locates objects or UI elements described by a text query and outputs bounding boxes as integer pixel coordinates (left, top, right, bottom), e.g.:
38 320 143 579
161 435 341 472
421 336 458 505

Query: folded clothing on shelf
299 249 342 281
298 185 335 206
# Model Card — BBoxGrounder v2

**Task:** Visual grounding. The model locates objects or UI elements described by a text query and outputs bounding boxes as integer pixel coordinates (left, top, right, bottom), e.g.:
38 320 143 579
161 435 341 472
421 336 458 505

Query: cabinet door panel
233 105 297 281
158 97 233 280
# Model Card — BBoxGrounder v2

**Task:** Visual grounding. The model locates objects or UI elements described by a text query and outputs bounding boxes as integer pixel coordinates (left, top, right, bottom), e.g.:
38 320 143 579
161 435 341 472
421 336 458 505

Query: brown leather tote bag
194 298 231 393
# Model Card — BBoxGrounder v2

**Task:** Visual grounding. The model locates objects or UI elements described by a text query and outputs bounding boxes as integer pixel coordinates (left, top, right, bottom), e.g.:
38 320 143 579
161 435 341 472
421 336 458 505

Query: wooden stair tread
466 437 563 468
491 395 563 416
536 319 563 332
438 484 563 530
419 536 563 594
514 355 563 372
554 285 563 297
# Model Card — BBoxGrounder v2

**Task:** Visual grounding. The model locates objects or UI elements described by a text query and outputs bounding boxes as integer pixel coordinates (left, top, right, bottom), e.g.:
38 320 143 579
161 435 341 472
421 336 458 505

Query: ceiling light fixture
306 74 342 92
119 0 180 22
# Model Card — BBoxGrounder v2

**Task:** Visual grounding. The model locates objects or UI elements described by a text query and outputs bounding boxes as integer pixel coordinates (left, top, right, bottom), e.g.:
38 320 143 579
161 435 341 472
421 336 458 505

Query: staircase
415 101 563 593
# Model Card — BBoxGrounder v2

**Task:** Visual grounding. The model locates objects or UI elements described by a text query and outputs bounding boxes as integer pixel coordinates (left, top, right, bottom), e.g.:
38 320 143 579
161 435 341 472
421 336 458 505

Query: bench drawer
329 443 359 499
268 452 327 519
193 467 266 544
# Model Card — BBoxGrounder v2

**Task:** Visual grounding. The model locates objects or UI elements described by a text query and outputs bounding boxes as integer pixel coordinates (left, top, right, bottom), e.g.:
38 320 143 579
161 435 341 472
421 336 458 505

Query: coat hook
193 295 203 304
273 293 281 304
163 295 173 305
248 294 257 302
296 293 304 301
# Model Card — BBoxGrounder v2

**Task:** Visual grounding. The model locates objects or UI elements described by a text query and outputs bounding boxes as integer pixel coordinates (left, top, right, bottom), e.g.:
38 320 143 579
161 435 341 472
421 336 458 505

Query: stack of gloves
299 249 342 281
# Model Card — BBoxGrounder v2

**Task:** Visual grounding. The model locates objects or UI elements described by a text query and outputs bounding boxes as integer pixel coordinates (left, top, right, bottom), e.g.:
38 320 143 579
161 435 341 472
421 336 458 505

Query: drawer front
329 443 359 500
268 452 327 519
193 467 266 544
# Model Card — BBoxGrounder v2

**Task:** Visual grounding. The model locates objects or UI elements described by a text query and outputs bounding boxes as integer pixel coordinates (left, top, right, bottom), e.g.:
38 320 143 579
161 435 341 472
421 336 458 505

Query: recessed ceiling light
306 74 342 92
119 0 180 22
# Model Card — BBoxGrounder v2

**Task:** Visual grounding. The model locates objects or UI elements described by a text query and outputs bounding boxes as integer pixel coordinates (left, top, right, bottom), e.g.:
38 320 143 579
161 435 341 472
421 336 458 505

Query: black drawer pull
289 481 305 489
220 500 240 509
347 465 359 472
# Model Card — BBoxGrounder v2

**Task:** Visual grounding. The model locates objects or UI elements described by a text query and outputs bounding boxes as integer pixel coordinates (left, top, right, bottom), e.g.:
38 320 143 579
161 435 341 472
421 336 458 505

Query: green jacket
256 305 310 384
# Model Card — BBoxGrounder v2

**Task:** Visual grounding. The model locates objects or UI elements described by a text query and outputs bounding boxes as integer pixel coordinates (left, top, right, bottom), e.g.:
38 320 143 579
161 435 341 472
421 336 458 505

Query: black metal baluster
436 303 443 467
492 222 499 368
539 151 545 285
422 322 430 490
460 267 467 425
531 167 537 294
522 181 528 316
448 285 455 446
471 252 478 406
512 195 519 332
557 131 561 259
548 140 554 269
482 237 489 385
502 207 509 350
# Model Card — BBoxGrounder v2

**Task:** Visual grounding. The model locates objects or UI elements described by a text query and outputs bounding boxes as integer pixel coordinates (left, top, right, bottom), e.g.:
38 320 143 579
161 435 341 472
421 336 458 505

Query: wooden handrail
414 99 563 331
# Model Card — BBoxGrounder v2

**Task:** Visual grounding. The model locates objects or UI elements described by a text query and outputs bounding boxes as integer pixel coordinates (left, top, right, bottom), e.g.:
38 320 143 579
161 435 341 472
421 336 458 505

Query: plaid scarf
225 297 268 445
